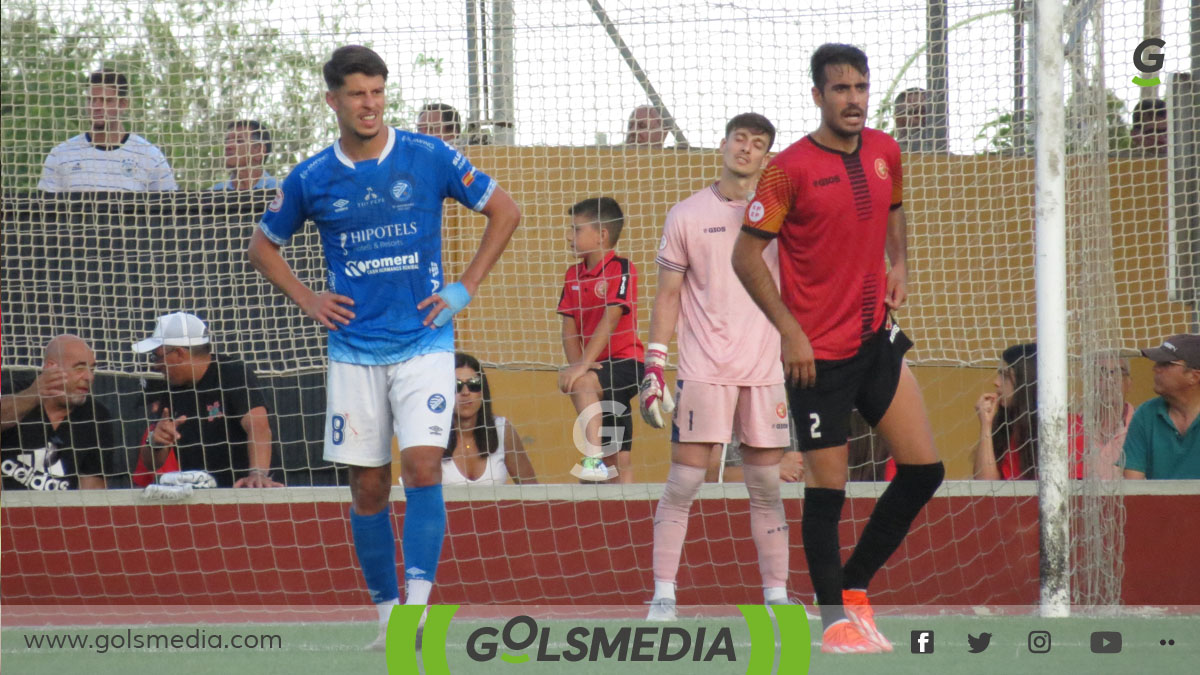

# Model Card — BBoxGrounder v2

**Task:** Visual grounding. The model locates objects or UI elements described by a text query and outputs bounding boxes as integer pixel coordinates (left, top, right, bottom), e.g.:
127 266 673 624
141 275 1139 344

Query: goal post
1033 0 1069 618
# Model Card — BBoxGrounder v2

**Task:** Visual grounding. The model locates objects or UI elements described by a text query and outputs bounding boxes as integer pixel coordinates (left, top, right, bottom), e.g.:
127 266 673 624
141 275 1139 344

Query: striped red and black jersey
556 251 645 362
742 128 903 360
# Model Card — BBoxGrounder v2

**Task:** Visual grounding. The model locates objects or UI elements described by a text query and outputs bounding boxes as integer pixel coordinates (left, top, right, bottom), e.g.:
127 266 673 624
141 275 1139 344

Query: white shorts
323 352 455 467
671 380 791 449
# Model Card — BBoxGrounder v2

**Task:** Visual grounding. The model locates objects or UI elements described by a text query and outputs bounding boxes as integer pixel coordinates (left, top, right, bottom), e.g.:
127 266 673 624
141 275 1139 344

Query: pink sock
743 463 789 589
652 463 707 584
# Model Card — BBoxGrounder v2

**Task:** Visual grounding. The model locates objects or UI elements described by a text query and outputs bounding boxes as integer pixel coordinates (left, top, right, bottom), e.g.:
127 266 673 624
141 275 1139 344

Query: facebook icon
911 630 935 654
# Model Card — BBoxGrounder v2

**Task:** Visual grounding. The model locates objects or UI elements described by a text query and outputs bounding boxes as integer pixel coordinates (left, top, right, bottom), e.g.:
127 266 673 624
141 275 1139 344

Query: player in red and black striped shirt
732 44 945 655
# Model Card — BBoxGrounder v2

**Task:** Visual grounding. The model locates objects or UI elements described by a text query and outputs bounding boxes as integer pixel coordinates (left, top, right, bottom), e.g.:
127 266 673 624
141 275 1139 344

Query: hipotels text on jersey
344 251 421 278
348 222 418 245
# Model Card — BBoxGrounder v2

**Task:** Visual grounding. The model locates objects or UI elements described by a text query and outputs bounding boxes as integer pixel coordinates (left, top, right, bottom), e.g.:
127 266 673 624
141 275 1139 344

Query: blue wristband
432 281 472 327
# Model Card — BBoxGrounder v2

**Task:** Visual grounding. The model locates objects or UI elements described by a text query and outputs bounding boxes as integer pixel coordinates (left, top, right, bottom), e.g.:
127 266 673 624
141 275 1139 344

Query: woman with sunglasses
443 353 537 485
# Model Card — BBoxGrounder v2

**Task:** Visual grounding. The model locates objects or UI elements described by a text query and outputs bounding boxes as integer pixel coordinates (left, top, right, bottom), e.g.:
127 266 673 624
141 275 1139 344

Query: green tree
1 0 343 191
974 90 1133 155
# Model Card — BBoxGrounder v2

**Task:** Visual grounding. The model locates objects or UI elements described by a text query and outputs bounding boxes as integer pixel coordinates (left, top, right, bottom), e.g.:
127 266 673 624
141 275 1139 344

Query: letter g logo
1132 38 1165 86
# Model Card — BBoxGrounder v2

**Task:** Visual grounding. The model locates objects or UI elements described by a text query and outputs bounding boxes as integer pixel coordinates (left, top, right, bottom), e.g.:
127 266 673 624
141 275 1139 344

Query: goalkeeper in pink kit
641 113 793 620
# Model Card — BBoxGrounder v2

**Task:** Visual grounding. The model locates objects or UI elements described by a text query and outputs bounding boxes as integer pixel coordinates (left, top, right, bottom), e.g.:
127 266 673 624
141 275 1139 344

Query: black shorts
788 321 913 451
597 358 643 452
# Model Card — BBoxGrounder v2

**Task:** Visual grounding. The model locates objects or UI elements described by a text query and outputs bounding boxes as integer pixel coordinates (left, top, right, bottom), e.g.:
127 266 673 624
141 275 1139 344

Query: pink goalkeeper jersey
656 183 784 386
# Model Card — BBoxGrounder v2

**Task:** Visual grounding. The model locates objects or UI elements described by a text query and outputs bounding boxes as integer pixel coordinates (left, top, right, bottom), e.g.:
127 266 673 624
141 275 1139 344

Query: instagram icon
1028 631 1052 654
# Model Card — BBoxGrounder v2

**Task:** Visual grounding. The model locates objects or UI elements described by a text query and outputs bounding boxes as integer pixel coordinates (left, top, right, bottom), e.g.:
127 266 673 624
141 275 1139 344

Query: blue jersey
259 127 496 365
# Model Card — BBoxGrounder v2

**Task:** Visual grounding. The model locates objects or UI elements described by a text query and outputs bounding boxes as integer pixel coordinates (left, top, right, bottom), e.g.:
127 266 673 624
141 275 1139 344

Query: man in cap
133 312 281 488
1123 334 1200 479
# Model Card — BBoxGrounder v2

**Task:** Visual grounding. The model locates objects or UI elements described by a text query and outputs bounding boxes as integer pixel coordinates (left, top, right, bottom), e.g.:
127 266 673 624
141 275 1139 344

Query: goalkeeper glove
432 281 472 328
639 343 675 428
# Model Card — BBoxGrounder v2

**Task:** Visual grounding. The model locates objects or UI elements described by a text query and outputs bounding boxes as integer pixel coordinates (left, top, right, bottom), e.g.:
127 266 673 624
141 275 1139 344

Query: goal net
2 0 1194 611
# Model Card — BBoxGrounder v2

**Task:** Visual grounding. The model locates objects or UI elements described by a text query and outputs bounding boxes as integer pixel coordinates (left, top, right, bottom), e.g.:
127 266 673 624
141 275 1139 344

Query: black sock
802 487 847 628
843 461 945 591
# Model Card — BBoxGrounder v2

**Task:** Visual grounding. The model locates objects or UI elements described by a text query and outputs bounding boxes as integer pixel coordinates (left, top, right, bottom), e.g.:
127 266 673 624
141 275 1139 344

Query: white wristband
646 343 669 368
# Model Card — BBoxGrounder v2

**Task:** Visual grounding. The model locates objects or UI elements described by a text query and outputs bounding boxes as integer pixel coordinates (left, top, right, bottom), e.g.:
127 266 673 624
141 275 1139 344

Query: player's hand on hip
885 263 908 310
975 392 999 429
780 324 816 388
151 408 186 448
639 344 675 428
301 291 355 330
557 362 599 394
419 281 472 328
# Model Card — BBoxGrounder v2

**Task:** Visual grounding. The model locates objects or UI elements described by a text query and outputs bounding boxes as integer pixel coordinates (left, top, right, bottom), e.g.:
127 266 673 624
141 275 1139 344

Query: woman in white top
442 353 537 486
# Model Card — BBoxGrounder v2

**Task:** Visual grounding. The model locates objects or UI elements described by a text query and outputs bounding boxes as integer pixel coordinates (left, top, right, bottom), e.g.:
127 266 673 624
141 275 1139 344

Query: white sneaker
577 457 609 482
646 597 677 621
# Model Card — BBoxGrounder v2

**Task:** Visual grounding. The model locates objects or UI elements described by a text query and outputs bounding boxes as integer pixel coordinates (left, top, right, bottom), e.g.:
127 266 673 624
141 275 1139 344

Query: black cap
1141 334 1200 369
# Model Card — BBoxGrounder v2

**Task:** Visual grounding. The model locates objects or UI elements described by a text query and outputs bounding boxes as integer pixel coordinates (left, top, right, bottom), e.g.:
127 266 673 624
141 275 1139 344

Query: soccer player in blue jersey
247 45 521 649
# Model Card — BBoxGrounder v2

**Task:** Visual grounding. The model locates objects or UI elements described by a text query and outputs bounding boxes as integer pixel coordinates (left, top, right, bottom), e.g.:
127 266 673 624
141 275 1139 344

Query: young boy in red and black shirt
557 197 645 483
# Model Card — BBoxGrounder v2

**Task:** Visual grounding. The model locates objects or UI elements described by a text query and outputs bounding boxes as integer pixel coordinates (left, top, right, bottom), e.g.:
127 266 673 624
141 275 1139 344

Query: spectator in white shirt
38 69 177 192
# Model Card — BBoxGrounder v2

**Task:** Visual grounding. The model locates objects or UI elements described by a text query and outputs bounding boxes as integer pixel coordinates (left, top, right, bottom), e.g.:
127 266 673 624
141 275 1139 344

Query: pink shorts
671 380 791 448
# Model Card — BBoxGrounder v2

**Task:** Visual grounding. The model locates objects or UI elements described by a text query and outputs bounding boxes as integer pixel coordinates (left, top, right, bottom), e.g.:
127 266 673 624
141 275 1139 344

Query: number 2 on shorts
809 412 821 439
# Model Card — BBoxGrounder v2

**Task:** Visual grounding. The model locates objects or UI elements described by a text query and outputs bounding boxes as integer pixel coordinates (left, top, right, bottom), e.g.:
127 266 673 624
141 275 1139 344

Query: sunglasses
151 345 186 360
456 376 483 393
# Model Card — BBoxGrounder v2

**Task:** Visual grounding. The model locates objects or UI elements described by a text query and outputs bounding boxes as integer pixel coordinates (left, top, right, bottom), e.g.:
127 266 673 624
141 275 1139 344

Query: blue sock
350 507 400 604
402 484 446 585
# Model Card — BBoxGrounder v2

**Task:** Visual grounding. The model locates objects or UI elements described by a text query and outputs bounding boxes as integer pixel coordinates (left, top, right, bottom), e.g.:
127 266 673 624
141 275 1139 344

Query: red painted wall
2 495 1193 606
1119 494 1200 606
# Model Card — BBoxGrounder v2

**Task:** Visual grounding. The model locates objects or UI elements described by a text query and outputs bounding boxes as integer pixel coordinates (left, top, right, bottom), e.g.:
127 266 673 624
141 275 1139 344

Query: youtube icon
1090 631 1122 654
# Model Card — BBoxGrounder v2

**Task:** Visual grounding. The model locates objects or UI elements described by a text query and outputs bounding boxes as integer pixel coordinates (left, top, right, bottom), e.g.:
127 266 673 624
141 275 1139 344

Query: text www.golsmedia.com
22 629 283 653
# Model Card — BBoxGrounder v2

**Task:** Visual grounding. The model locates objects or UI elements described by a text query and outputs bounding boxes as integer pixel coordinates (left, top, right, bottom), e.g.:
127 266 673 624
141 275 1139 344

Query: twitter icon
967 633 993 653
